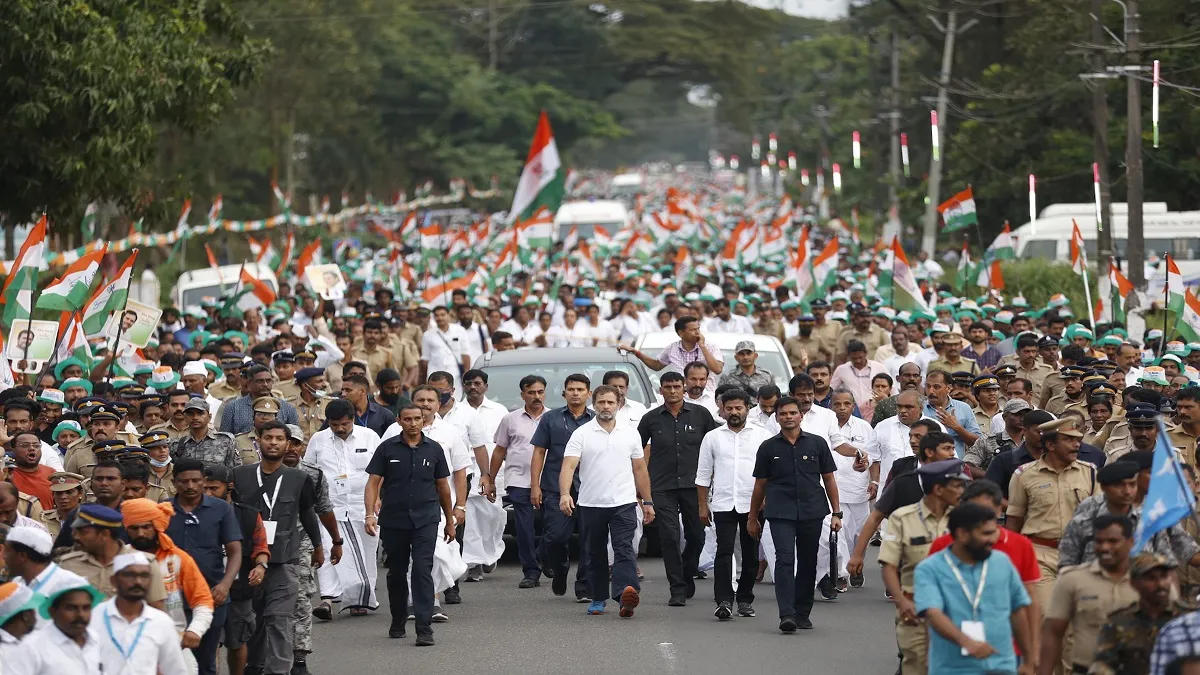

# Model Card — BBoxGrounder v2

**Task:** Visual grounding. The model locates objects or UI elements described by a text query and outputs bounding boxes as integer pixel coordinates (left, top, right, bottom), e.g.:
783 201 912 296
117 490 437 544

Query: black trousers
580 504 640 603
713 510 759 605
768 517 823 620
653 487 705 597
381 524 437 635
540 490 589 595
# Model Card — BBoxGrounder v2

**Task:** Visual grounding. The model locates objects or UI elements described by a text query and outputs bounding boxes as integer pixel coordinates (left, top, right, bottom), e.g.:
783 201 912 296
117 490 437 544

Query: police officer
273 352 301 400
41 471 84 537
291 367 329 442
1040 513 1137 675
971 374 1002 435
139 430 176 499
63 403 124 480
1090 552 1192 675
1006 416 1098 618
235 397 281 466
878 458 969 675
364 404 456 646
1045 366 1088 417
209 353 248 401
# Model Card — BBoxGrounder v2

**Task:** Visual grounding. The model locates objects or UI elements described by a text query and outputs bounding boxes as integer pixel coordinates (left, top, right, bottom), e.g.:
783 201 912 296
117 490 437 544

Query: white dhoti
319 518 379 609
838 500 871 555
815 514 852 586
461 493 507 567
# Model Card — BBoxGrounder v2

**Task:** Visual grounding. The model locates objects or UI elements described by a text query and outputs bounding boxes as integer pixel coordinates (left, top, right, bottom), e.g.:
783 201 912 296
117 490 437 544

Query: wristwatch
332 539 344 546
256 561 268 571
831 511 844 519
454 505 467 512
642 501 654 507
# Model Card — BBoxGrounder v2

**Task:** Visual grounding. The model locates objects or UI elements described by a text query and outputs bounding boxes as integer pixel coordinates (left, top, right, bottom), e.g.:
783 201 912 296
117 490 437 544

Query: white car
631 330 792 393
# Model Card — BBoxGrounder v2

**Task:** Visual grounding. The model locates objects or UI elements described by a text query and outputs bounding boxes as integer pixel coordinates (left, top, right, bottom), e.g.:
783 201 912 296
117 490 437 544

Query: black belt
1072 664 1089 675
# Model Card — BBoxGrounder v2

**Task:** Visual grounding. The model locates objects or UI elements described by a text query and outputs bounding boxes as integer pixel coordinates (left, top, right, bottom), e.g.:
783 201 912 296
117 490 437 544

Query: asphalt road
307 548 897 675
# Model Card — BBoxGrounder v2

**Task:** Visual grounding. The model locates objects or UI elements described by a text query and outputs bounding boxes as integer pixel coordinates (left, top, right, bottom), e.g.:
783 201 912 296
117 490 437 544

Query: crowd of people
4 236 1200 675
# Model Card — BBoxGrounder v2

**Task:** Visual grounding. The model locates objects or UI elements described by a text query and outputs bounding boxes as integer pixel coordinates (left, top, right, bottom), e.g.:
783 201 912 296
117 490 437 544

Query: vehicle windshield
481 362 652 411
180 280 277 308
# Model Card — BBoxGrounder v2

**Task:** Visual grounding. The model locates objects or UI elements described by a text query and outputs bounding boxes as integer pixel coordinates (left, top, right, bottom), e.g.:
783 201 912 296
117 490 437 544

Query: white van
609 172 645 199
553 199 630 241
1011 202 1200 276
169 263 279 309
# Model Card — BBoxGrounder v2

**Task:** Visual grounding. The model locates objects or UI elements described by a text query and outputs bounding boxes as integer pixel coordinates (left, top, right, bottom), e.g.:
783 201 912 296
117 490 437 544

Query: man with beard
339 374 392 438
697 388 775 620
374 368 407 418
784 313 825 372
88 551 189 675
1169 388 1200 468
560 386 653 618
1041 514 1139 675
121 498 214 669
8 432 54 509
872 362 925 426
219 365 299 435
150 390 194 441
638 371 718 606
52 460 125 549
879 459 969 675
913 502 1035 675
928 331 980 378
1045 366 1088 417
58 503 169 606
8 581 105 674
682 362 720 416
923 370 981 458
963 321 1002 370
64 403 124 480
233 422 323 675
1093 552 1191 675
304 399 377 617
234 396 282 466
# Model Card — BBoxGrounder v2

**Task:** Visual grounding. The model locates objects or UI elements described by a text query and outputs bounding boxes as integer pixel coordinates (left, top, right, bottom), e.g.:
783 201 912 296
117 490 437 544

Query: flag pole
37 311 75 384
1160 255 1171 357
1080 257 1096 331
105 256 140 382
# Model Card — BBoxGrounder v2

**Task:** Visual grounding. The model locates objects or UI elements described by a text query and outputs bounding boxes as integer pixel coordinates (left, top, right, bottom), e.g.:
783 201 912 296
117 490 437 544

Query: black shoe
850 572 865 588
312 601 333 622
869 532 882 547
796 616 814 630
817 574 838 601
291 662 311 675
779 616 798 633
483 563 497 573
715 602 732 621
551 573 567 596
465 565 484 582
737 602 756 617
685 577 696 599
518 576 540 589
444 587 462 605
668 595 687 607
246 668 264 675
415 634 435 647
575 593 591 604
388 626 406 639
693 570 708 579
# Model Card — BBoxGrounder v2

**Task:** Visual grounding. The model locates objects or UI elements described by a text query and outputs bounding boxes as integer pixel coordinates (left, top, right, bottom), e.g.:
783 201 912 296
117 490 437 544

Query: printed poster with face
103 299 163 349
305 263 348 300
6 320 59 372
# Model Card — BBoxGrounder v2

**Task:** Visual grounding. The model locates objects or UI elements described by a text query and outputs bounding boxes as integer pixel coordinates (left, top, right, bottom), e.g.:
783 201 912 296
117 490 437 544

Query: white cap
112 551 151 574
931 322 953 334
7 526 52 556
181 361 207 377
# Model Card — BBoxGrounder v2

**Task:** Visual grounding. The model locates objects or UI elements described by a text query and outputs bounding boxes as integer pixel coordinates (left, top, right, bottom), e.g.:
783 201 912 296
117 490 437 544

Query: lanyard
104 610 148 663
257 467 283 519
943 551 989 619
29 564 58 594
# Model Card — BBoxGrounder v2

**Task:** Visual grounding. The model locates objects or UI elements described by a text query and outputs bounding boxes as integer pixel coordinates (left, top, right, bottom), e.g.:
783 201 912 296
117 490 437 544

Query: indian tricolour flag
82 249 138 336
36 246 107 312
55 312 93 374
986 221 1015 260
890 237 932 312
508 111 566 223
576 241 602 281
0 215 47 328
955 241 973 292
1166 254 1184 316
806 238 839 300
1176 288 1200 343
517 208 553 252
1070 220 1088 275
937 187 978 233
1107 260 1134 324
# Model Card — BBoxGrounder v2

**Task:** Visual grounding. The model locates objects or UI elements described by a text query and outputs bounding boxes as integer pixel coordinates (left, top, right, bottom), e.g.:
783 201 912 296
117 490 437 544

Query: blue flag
1132 418 1197 554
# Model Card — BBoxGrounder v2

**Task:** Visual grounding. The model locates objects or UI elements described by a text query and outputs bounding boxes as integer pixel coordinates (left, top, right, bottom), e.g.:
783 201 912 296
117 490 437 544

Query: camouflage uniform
1089 600 1194 675
963 431 1016 473
292 461 333 658
171 429 241 468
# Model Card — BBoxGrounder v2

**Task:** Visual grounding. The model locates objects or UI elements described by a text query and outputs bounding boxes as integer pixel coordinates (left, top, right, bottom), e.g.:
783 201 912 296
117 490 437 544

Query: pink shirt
830 360 887 413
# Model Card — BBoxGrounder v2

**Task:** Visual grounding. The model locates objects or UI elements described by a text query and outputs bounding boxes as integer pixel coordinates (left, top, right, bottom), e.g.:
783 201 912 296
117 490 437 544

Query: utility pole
1124 0 1146 289
921 8 975 257
487 0 500 71
1090 0 1115 271
887 29 902 244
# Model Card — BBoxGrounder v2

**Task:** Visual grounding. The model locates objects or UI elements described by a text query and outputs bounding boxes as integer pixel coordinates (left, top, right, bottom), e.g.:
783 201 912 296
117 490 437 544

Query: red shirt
928 528 1041 584
10 465 56 509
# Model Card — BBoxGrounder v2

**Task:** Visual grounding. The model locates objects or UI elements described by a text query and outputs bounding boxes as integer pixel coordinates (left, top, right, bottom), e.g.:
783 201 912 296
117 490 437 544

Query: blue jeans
580 504 639 602
507 487 540 578
540 490 589 595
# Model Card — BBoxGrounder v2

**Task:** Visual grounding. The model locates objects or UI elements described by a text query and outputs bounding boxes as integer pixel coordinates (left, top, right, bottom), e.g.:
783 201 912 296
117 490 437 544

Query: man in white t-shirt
559 385 654 618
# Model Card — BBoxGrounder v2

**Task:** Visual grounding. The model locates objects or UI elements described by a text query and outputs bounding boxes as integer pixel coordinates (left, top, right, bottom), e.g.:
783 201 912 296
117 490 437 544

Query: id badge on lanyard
944 551 989 656
258 467 283 545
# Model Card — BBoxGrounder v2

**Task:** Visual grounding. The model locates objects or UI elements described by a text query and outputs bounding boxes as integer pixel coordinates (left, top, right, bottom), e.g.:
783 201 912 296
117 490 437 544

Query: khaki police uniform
39 509 63 538
1045 393 1086 417
276 379 302 401
350 344 396 383
1045 561 1138 672
1014 361 1056 401
1007 456 1097 612
784 335 823 372
209 380 242 401
148 420 192 442
813 320 842 364
292 396 329 442
60 542 169 602
234 432 260 466
878 500 952 675
63 437 98 480
835 324 889 361
16 492 43 521
927 356 980 377
1040 372 1066 409
972 405 999 436
1168 425 1199 469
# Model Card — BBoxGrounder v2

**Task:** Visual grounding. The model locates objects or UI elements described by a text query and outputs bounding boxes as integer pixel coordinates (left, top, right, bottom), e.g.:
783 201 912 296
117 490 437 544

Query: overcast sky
738 0 850 19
